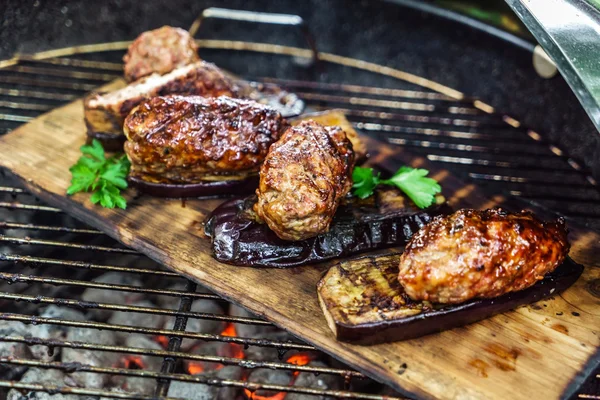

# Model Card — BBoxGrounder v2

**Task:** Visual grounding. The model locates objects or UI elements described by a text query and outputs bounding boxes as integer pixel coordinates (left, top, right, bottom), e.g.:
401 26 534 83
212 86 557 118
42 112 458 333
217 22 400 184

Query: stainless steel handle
189 7 319 65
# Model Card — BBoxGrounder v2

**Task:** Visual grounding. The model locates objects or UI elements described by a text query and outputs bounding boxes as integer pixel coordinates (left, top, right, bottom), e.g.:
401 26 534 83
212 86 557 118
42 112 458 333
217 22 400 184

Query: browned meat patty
123 26 199 82
123 95 288 184
398 208 570 304
84 61 240 139
254 121 355 241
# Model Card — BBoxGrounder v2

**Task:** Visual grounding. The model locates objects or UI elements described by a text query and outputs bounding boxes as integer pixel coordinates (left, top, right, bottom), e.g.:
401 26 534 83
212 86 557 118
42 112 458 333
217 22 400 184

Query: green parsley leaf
67 139 130 209
351 165 441 209
352 167 381 199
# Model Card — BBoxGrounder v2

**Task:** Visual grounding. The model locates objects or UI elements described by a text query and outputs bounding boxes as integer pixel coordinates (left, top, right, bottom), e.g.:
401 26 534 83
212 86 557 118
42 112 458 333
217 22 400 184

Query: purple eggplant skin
330 257 583 344
128 176 259 198
204 195 452 268
86 131 126 152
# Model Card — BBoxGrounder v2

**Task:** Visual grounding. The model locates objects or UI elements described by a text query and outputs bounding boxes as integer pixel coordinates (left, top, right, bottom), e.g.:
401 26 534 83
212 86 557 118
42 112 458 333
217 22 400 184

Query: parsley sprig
67 139 130 209
352 166 441 209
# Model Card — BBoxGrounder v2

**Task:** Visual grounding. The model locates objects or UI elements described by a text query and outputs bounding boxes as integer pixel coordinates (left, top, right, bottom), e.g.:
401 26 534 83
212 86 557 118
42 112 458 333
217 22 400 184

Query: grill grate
0 43 598 399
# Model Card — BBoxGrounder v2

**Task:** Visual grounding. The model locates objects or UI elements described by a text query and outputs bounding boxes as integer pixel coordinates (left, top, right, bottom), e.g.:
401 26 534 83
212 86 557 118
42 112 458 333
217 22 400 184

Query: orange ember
154 335 169 348
187 362 204 375
122 355 145 370
221 323 245 359
244 390 287 400
244 353 315 399
221 323 237 337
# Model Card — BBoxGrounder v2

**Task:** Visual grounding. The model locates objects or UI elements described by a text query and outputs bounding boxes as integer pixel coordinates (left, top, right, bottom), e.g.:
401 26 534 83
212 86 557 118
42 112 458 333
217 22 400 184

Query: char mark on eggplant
123 95 288 184
205 189 451 268
398 208 570 304
254 121 356 241
317 252 582 344
123 26 200 83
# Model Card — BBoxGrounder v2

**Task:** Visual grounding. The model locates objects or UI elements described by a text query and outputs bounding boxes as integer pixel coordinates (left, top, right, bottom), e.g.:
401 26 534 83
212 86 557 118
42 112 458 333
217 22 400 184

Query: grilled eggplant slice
317 254 583 344
204 189 451 268
128 175 259 198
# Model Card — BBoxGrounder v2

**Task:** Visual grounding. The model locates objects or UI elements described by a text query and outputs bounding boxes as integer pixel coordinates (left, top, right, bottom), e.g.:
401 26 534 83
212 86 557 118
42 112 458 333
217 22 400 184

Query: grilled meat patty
84 61 239 139
398 208 570 304
123 95 288 184
123 26 200 82
254 121 355 241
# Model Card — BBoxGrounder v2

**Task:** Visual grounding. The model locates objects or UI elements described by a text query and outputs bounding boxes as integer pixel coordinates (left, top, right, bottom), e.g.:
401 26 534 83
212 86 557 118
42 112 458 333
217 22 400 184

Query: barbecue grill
1 1 599 399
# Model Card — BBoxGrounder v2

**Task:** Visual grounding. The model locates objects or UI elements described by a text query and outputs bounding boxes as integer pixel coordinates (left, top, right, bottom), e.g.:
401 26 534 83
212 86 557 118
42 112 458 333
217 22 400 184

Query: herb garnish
67 139 130 209
352 166 441 209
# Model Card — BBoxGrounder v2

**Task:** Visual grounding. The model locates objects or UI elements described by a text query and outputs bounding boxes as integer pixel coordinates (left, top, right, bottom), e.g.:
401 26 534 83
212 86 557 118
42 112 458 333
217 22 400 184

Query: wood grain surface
0 80 598 400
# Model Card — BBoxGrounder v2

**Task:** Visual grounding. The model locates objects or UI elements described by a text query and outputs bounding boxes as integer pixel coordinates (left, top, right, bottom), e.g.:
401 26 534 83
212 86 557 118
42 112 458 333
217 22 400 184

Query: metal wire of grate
0 49 598 399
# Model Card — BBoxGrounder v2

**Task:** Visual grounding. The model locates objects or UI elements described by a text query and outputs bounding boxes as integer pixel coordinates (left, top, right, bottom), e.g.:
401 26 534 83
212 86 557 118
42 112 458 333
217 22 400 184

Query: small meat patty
254 121 355 241
398 208 570 304
123 26 199 82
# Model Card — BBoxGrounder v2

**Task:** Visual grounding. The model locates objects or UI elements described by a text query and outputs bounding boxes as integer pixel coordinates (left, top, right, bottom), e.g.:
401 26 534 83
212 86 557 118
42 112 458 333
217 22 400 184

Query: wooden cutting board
0 80 598 400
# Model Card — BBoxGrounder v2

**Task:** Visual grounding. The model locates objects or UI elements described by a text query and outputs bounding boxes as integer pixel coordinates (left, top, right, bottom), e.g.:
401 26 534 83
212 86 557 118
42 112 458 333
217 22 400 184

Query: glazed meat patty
85 61 239 140
254 121 355 241
124 95 288 184
123 26 200 82
398 208 570 304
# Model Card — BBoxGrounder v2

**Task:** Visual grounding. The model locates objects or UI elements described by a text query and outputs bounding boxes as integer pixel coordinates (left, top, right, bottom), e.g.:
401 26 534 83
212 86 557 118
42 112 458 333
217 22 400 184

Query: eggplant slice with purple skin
127 175 259 198
204 188 451 268
317 254 583 344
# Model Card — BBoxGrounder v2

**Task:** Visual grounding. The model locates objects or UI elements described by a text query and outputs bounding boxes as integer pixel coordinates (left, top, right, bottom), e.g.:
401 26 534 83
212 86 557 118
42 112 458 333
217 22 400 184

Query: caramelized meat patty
254 121 355 241
124 95 288 183
85 61 240 139
397 208 570 304
123 26 200 82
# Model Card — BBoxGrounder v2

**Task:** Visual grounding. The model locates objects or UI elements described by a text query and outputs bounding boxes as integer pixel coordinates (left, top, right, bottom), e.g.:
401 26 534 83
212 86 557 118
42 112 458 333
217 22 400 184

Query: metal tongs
506 0 600 133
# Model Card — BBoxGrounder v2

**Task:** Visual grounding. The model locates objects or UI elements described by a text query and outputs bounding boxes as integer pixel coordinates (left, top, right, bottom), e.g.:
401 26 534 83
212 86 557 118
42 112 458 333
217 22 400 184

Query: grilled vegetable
317 254 582 344
204 188 451 268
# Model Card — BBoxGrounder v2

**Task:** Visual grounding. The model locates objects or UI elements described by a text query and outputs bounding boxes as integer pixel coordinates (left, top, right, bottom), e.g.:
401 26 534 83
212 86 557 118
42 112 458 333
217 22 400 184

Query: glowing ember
187 362 204 375
244 353 315 399
221 323 245 359
221 323 237 337
286 354 312 367
186 323 246 375
122 355 145 370
154 335 169 348
244 390 287 400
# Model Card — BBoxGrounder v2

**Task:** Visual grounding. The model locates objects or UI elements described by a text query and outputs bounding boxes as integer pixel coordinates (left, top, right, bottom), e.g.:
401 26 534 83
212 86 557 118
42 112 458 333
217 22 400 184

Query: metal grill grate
0 45 599 399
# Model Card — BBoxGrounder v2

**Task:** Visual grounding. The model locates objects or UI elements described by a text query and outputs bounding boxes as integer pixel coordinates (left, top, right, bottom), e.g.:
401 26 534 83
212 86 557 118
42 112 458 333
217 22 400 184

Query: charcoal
286 361 343 400
167 366 243 400
214 365 244 399
247 368 293 398
28 305 87 361
6 368 79 400
167 378 219 400
109 335 163 395
164 300 225 350
228 304 279 338
0 320 32 378
155 282 215 310
244 331 303 362
62 328 118 389
186 340 244 372
81 272 145 320
107 300 165 343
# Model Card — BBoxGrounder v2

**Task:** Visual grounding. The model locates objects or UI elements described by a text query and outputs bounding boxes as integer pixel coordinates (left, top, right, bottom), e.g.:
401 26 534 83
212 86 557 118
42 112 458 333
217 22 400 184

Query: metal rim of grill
0 32 599 400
